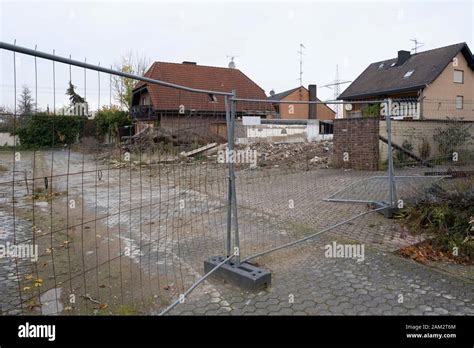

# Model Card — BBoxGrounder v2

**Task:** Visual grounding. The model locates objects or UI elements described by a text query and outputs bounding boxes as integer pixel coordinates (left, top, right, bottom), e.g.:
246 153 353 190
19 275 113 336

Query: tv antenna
410 38 424 54
227 55 237 69
298 43 305 86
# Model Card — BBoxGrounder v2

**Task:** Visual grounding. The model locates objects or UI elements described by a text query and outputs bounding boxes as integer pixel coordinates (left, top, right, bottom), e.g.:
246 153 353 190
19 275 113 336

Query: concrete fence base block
204 256 272 291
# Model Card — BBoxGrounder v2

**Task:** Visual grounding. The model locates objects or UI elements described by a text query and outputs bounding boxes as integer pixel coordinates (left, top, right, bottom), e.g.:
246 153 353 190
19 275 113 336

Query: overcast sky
0 0 472 110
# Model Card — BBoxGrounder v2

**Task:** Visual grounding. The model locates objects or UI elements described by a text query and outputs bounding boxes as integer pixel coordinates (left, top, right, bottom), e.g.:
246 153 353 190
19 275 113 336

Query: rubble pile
237 141 333 170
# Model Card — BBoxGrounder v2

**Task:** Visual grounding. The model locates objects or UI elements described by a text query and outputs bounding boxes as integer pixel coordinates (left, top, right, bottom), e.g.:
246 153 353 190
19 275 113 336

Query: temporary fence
0 42 472 316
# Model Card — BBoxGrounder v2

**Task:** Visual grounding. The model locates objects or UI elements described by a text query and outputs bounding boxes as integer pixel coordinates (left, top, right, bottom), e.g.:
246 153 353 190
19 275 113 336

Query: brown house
338 42 474 120
267 85 336 120
131 61 268 137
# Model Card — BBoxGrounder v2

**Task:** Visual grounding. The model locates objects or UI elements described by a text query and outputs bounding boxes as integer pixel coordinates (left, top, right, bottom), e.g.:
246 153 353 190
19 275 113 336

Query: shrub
15 113 86 148
361 104 380 118
418 137 431 160
94 106 131 140
433 120 472 157
399 181 474 260
94 106 131 135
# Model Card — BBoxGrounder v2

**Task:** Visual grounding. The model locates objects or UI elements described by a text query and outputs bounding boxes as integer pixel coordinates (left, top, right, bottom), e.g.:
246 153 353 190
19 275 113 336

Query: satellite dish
270 89 275 96
344 103 353 111
227 55 237 69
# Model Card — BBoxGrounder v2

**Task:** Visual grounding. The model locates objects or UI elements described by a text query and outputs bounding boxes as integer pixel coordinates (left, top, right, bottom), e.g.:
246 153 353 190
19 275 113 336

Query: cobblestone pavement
0 151 473 315
168 232 474 315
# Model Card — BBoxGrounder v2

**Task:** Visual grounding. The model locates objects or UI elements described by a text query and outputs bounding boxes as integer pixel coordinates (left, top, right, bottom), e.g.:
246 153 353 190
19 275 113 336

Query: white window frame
453 69 464 84
456 95 463 110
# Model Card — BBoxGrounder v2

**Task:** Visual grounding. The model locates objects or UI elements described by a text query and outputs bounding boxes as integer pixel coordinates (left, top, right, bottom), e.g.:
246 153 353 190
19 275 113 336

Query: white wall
0 132 16 146
241 121 332 143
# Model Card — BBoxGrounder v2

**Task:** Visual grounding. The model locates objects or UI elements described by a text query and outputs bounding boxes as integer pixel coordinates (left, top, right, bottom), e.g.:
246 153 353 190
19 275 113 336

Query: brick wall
278 88 336 120
333 118 379 171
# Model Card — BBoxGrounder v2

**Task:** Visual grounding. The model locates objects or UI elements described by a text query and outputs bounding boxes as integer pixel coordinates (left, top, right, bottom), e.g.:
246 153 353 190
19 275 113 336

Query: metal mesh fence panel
0 43 233 315
1 42 473 316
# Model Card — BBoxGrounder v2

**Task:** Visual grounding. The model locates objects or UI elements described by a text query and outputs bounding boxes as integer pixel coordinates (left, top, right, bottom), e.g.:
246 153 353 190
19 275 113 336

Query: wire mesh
0 44 232 315
1 43 473 316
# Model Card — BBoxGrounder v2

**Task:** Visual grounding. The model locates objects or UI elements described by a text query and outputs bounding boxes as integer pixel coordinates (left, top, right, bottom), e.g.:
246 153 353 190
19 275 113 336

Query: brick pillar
332 118 379 171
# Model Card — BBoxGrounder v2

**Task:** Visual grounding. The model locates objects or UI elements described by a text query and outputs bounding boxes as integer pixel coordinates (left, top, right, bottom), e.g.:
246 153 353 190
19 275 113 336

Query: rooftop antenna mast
298 43 305 86
410 38 424 54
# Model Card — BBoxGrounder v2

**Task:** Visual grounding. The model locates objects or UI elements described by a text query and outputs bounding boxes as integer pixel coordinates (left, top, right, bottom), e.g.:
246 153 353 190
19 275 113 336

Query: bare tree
0 105 12 115
112 51 150 111
18 85 35 115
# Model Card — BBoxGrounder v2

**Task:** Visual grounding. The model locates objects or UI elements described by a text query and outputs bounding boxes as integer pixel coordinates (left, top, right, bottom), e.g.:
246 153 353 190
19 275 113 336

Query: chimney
308 84 317 119
397 50 411 66
182 61 197 65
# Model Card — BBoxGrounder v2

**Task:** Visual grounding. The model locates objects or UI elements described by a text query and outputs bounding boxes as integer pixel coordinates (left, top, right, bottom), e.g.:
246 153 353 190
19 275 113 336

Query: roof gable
339 43 473 100
267 85 336 116
268 86 302 101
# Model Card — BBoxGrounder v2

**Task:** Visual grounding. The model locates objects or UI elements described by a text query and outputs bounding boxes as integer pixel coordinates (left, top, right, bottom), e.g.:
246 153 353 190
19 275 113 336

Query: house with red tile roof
131 61 269 137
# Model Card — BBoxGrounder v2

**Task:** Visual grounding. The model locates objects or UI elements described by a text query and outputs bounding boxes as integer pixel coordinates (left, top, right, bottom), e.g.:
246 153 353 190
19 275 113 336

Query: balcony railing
130 105 154 120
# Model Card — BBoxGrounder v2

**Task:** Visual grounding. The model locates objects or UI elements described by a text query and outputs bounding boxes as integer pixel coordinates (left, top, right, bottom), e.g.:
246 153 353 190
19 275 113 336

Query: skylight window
403 70 415 78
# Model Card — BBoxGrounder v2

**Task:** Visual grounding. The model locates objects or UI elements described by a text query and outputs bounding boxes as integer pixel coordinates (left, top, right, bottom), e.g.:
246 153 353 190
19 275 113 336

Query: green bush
433 121 471 157
0 116 15 133
361 104 380 118
15 114 86 148
94 106 131 140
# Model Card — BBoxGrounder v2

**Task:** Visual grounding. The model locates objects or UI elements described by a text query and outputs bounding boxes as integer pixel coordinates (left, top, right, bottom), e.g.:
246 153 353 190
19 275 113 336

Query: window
456 96 463 109
141 96 150 105
453 69 464 84
403 70 414 78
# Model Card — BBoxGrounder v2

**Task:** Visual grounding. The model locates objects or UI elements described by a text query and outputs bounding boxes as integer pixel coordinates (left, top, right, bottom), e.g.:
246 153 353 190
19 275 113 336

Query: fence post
224 95 232 258
230 90 240 265
385 99 397 208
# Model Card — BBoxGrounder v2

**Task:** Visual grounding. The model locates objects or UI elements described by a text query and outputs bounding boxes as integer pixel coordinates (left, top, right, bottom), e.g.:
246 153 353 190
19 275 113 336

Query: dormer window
403 70 415 78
